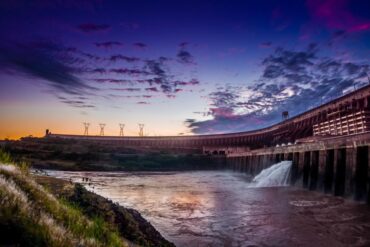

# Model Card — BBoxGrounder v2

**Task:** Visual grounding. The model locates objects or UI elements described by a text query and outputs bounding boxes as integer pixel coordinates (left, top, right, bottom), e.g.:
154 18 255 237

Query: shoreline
34 175 175 247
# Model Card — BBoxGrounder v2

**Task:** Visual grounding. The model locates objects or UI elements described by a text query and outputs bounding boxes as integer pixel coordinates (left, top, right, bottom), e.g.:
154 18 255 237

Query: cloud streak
77 23 111 33
0 41 98 109
95 41 123 48
306 0 370 32
0 41 94 95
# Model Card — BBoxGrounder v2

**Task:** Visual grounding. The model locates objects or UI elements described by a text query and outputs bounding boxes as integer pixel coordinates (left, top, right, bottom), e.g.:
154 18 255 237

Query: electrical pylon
99 123 106 136
83 122 90 136
138 123 144 137
119 123 125 136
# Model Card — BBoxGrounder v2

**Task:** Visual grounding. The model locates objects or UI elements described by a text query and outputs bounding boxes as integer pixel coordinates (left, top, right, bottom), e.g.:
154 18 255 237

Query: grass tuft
0 152 128 247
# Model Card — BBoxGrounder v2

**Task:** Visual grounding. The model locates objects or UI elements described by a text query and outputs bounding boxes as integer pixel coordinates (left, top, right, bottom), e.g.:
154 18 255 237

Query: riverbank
0 150 175 246
35 176 175 247
4 139 222 171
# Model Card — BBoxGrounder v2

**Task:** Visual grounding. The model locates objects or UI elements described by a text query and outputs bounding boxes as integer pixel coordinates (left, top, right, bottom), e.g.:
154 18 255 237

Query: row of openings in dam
226 145 370 203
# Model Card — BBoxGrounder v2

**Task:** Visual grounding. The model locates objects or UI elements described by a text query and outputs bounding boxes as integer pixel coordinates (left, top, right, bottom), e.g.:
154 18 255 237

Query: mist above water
250 161 292 187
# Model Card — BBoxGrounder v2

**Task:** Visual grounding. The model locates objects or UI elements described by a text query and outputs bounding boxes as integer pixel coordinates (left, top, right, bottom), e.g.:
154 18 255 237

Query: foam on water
250 160 292 187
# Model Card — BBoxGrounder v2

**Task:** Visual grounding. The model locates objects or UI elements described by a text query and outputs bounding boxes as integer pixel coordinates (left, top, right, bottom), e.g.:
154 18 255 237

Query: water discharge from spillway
250 160 292 187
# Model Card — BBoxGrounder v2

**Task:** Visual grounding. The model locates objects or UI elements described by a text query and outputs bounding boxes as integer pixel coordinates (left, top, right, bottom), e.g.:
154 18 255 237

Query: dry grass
0 149 128 247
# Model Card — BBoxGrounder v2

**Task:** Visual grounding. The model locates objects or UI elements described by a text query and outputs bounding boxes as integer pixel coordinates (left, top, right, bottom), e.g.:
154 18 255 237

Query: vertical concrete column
241 156 245 172
275 153 280 163
246 156 251 174
239 157 243 172
240 156 244 173
334 148 346 196
298 152 305 175
290 152 300 185
230 157 234 171
243 156 247 174
255 155 260 174
251 155 256 175
261 155 266 171
270 153 274 166
263 154 270 169
303 151 311 188
324 149 334 193
354 146 368 201
309 151 319 190
346 147 356 196
288 152 293 161
318 150 326 190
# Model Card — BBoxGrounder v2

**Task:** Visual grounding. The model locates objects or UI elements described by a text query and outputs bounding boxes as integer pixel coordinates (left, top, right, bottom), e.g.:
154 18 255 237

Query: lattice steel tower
99 123 106 136
119 123 125 136
138 123 144 137
83 122 90 136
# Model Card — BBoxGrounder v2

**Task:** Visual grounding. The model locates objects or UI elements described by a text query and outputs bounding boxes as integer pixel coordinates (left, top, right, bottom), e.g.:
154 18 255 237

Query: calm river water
46 170 370 247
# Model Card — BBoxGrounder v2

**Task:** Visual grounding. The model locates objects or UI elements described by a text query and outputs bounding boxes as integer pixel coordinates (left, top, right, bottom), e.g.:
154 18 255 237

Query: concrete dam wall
225 132 370 203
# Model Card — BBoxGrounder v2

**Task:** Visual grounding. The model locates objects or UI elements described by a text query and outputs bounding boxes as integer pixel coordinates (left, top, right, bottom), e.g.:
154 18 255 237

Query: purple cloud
77 23 111 33
93 78 131 84
177 49 195 64
145 87 159 92
306 0 370 32
179 42 189 49
0 40 97 108
95 41 123 48
259 42 272 48
110 68 150 76
133 42 147 49
109 55 140 63
120 22 140 30
175 79 199 86
111 88 141 92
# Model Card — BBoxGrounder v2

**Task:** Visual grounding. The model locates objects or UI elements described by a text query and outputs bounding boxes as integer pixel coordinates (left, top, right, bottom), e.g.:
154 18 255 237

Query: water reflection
46 170 370 247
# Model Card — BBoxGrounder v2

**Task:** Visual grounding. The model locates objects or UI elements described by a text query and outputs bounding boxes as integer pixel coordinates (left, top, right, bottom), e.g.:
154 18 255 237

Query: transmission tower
83 122 90 136
138 123 144 137
119 123 125 136
99 123 106 136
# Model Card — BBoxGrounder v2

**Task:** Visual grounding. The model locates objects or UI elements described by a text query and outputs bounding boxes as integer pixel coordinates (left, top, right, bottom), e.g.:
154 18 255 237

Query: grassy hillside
0 150 174 247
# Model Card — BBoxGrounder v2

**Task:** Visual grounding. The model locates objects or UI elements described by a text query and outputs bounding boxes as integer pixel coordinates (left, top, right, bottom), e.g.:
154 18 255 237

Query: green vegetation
0 149 175 246
39 180 175 247
4 138 219 171
0 149 127 247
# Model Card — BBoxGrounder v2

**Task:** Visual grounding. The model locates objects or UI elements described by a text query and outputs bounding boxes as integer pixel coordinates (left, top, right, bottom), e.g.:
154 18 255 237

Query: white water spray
250 161 292 187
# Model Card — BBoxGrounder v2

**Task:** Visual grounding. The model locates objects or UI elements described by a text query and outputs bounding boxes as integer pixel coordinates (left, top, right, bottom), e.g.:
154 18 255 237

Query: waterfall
249 161 292 187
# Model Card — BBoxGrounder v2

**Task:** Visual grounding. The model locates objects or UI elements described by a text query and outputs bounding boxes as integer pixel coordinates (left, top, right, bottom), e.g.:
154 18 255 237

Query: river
46 168 370 247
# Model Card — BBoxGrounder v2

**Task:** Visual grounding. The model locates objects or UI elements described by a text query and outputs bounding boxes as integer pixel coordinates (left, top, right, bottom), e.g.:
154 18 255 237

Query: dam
42 84 370 203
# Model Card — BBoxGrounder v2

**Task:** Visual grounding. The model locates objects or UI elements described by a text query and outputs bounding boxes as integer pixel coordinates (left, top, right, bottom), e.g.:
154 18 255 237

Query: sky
1 0 370 139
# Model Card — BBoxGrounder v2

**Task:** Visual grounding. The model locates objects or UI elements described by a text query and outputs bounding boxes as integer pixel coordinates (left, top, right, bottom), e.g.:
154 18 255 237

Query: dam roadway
45 84 370 203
